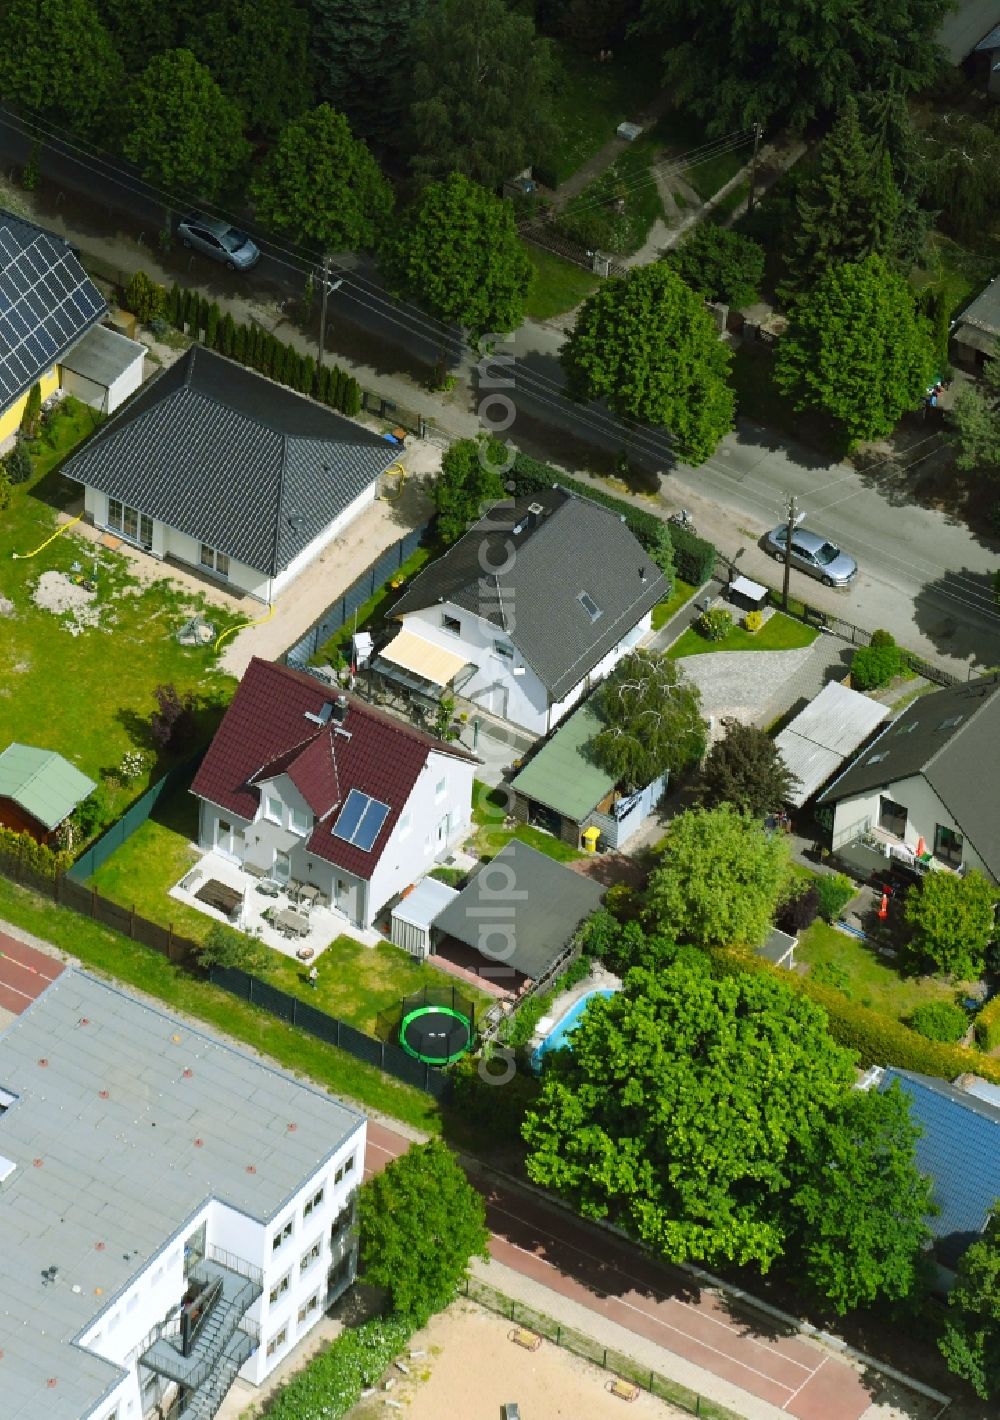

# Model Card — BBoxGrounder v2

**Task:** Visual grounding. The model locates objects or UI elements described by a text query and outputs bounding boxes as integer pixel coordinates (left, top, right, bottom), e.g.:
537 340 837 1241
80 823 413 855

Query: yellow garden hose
12 511 84 560
214 600 276 654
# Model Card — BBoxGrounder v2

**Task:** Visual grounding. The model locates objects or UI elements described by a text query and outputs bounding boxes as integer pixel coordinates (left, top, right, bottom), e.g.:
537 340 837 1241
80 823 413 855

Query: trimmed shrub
197 295 211 339
909 1000 969 1044
331 367 347 409
778 883 820 933
850 642 902 690
816 871 856 923
204 302 220 350
218 312 235 357
300 354 315 397
5 437 33 485
232 322 247 364
975 995 1000 1051
124 270 163 323
167 281 183 326
20 381 41 437
870 628 896 649
183 287 200 335
667 521 716 584
0 466 10 512
698 606 732 641
259 1316 412 1420
314 363 330 403
343 376 362 417
0 826 71 876
744 609 764 633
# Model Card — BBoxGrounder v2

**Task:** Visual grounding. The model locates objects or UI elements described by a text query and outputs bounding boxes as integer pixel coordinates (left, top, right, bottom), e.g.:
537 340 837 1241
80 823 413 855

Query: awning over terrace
380 629 469 687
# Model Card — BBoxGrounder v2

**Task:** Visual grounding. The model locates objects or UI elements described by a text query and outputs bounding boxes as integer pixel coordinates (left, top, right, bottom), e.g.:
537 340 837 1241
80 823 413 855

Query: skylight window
897 722 918 735
867 751 889 765
938 715 963 730
578 591 602 622
332 788 391 852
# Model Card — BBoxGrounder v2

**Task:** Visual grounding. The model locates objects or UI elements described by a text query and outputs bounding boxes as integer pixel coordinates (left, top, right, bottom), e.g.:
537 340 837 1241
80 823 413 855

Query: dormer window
264 796 282 824
289 806 311 836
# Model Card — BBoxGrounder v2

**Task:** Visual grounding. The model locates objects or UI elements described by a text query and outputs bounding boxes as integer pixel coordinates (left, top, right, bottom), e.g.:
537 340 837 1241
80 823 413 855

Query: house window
493 640 514 659
334 1156 356 1184
289 806 311 836
301 1238 322 1273
303 1186 324 1219
934 824 964 868
265 797 282 824
435 778 446 800
268 1272 290 1305
200 544 230 579
266 1327 288 1359
272 1220 293 1251
298 1293 320 1325
398 811 412 838
108 498 152 547
441 613 461 634
878 796 907 840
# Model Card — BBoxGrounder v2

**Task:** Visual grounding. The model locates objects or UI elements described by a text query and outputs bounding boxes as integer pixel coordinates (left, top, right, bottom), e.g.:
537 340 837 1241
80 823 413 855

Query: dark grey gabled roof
955 276 1000 341
391 489 668 699
432 839 604 979
0 208 106 409
61 346 397 576
818 675 1000 880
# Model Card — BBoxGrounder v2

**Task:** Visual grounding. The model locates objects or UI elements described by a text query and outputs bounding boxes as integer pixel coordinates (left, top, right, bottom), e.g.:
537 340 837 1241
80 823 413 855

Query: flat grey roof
0 970 363 1420
60 322 145 387
392 876 459 930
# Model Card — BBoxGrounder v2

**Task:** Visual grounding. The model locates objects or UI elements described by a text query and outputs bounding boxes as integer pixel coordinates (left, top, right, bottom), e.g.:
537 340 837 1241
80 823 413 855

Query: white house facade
382 488 669 737
192 660 477 931
0 970 365 1420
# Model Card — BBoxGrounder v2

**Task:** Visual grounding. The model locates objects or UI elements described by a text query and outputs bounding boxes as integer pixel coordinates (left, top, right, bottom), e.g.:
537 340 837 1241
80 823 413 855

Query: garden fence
68 751 205 882
520 222 628 279
462 1275 742 1420
209 967 454 1101
282 522 430 670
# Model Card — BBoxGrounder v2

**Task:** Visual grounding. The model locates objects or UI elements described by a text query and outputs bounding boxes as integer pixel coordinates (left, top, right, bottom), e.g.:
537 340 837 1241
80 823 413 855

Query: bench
509 1327 542 1352
609 1377 641 1402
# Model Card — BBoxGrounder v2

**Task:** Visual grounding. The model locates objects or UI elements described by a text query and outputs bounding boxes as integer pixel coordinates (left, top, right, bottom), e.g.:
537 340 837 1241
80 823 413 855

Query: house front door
215 818 242 859
435 813 450 852
274 851 291 885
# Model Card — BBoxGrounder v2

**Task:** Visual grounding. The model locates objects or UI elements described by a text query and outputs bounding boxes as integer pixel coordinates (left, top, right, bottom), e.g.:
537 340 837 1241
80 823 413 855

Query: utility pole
747 122 764 213
782 492 798 611
317 255 343 369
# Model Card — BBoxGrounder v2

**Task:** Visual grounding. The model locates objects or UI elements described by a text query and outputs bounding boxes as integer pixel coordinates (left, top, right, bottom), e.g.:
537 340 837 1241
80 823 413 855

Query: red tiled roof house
191 658 477 930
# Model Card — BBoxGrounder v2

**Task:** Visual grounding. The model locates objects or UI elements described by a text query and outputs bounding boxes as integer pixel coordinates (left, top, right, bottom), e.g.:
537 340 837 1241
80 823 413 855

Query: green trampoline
399 1004 472 1065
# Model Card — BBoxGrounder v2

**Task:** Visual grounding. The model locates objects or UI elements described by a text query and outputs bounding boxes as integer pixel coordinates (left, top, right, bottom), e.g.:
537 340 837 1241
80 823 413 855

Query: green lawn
559 129 665 257
547 41 663 184
0 399 240 814
311 540 435 667
652 577 698 630
0 873 441 1132
470 780 583 863
797 919 970 1022
668 610 818 658
87 784 492 1033
523 245 599 321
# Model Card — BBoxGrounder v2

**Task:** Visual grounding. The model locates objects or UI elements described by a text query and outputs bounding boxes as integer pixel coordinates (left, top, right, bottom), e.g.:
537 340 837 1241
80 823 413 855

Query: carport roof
59 321 145 387
775 682 889 807
510 702 613 822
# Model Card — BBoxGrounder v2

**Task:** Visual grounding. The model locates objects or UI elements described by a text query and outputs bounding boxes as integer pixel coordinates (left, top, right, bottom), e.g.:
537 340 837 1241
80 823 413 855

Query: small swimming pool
530 988 616 1072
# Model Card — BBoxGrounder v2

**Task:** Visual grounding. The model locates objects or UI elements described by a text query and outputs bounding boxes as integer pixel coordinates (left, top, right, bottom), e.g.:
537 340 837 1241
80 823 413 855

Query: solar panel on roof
332 788 391 851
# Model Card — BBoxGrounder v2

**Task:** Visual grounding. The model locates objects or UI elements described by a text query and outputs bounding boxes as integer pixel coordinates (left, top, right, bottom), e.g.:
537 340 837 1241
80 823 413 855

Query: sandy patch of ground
31 569 104 634
353 1301 680 1420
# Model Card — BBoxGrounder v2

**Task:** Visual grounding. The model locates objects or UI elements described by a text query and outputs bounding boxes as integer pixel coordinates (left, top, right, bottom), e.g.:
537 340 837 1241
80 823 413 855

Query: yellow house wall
0 366 59 441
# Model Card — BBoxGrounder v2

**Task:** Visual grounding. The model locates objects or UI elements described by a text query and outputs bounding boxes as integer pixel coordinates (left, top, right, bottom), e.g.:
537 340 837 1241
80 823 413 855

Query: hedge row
509 452 717 585
0 826 71 877
712 947 1000 1086
125 271 362 417
259 1316 411 1420
974 995 1000 1052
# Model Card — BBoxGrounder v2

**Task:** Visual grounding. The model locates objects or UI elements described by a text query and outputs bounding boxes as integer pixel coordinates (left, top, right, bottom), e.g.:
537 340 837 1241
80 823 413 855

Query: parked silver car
177 213 260 271
762 525 858 587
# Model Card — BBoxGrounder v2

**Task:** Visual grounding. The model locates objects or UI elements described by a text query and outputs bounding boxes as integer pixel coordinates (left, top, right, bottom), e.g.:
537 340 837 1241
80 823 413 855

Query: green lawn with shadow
668 611 818 658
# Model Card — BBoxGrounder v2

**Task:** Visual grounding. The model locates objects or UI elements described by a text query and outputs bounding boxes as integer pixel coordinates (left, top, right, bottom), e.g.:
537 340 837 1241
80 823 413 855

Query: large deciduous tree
0 0 124 138
357 1140 489 1326
522 959 855 1270
590 651 705 790
182 0 312 139
310 0 427 146
924 114 1000 246
790 1083 934 1314
433 436 508 544
643 804 792 949
666 225 765 310
251 105 393 252
409 0 557 188
950 349 1000 473
699 720 798 817
382 173 533 337
774 254 935 448
562 263 734 464
904 869 998 980
124 49 250 201
939 1201 1000 1400
636 0 942 133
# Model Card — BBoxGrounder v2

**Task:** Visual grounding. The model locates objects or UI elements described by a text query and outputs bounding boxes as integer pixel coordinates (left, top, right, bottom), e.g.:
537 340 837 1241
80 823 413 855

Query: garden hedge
259 1316 411 1420
974 995 1000 1052
712 947 1000 1086
509 453 717 584
0 827 70 877
139 273 363 419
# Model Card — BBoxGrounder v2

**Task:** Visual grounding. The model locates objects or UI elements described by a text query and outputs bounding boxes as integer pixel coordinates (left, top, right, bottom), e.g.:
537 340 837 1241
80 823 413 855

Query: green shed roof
0 743 96 829
510 703 614 822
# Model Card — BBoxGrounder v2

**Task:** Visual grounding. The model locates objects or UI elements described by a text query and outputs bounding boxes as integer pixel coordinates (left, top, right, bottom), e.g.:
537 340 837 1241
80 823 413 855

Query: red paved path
0 931 63 1015
365 1122 874 1420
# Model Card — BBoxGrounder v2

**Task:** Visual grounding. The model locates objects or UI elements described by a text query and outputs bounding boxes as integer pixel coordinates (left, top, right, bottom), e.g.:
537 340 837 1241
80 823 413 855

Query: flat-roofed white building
0 969 365 1420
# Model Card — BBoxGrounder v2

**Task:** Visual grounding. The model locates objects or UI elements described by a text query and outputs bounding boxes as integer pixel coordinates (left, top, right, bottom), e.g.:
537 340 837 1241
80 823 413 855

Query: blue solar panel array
0 224 105 407
332 788 391 852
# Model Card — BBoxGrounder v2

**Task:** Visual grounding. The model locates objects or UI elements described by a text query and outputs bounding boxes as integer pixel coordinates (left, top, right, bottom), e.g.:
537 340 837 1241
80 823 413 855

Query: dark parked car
176 214 260 271
762 525 858 587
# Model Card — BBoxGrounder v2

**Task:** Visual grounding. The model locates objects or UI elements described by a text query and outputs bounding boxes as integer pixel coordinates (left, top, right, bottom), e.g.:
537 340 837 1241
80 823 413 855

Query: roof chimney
331 695 349 725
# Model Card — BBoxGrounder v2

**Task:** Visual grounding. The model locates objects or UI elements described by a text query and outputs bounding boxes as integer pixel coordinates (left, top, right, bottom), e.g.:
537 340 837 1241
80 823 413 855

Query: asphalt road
6 106 1000 672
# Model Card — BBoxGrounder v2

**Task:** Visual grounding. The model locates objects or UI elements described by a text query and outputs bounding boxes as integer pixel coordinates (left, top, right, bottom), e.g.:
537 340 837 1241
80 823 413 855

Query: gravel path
678 645 817 739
